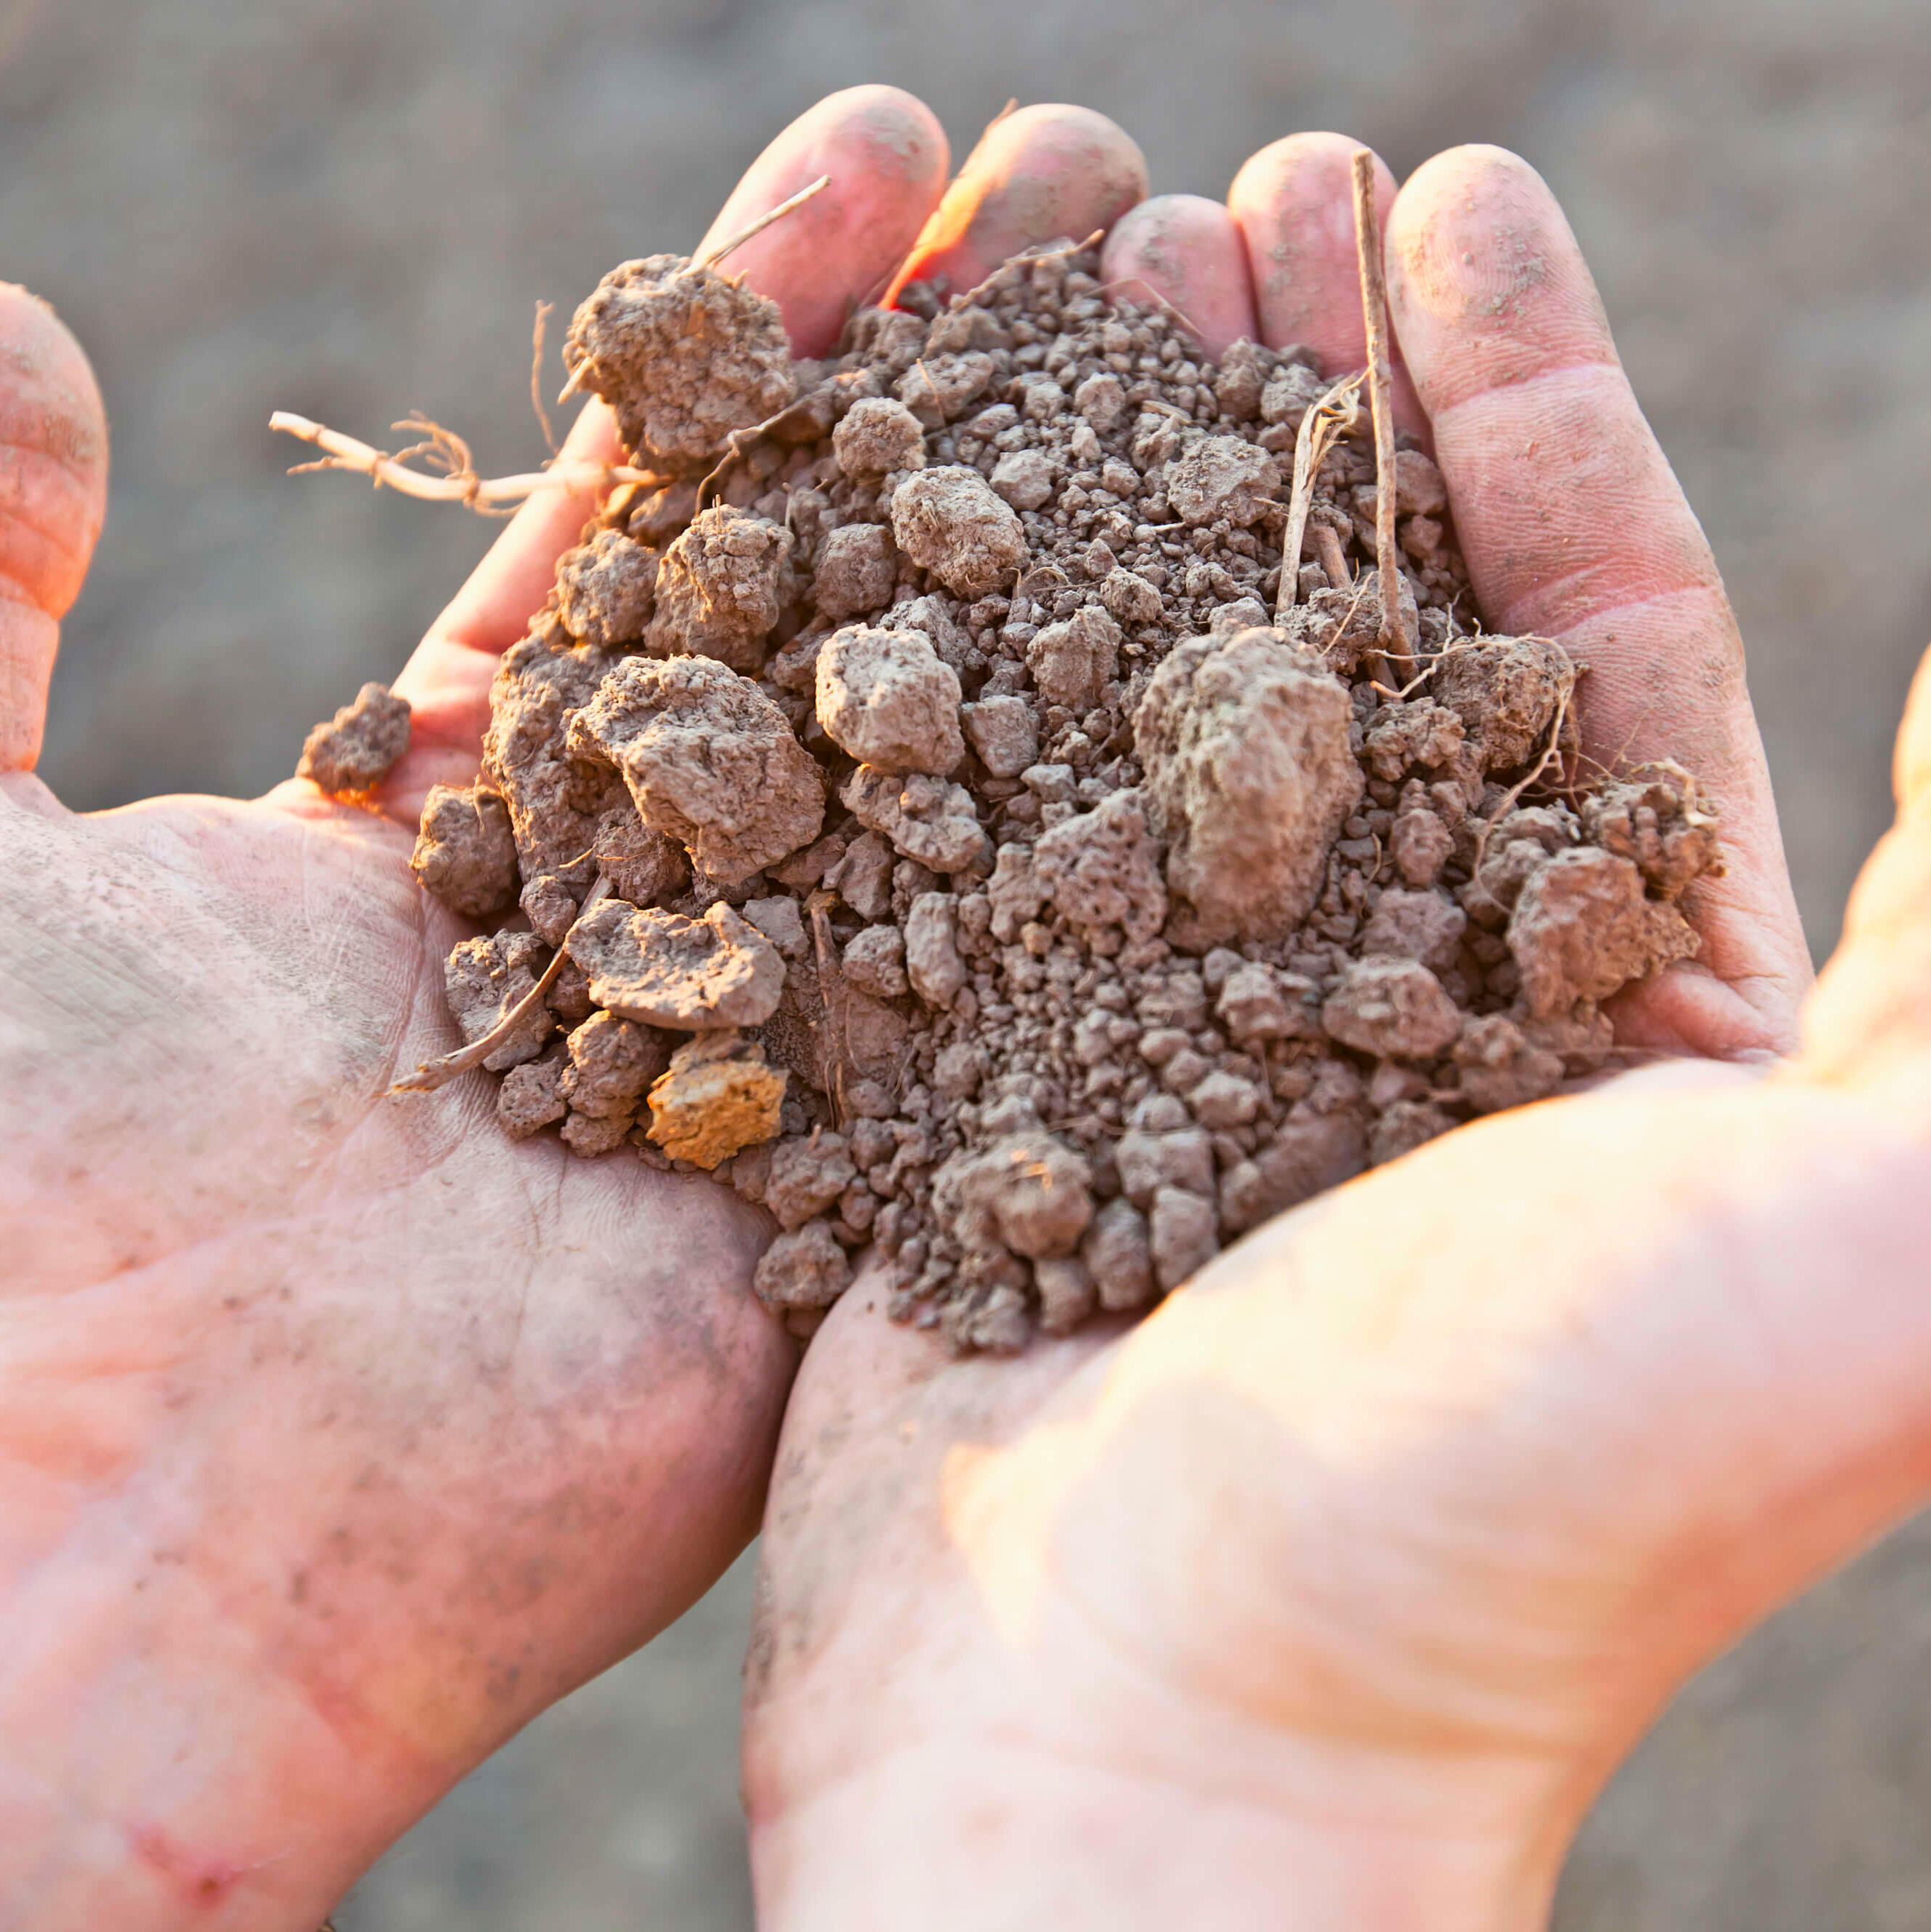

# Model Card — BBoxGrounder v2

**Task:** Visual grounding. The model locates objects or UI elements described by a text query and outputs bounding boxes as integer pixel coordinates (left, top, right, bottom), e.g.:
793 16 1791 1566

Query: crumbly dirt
299 680 411 794
374 239 1727 1353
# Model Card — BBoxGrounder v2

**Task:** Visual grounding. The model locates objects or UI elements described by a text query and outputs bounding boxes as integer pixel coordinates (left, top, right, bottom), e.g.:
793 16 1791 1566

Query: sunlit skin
1 84 1923 1932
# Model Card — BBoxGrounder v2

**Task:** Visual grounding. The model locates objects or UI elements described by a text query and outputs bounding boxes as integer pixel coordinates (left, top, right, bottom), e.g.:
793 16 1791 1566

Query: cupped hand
743 119 1929 1930
0 86 951 1931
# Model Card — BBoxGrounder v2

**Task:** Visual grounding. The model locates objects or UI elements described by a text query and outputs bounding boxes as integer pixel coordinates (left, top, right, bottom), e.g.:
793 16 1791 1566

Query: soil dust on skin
304 235 1725 1355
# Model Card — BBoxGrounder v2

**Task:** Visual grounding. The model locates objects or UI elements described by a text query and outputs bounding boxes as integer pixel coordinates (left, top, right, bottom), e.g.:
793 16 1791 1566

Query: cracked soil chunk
411 783 518 919
1322 957 1464 1060
556 528 658 648
1164 435 1282 528
754 1221 851 1312
812 523 898 622
481 628 628 879
1432 636 1576 772
1138 628 1362 946
1032 788 1168 942
566 898 784 1031
1507 847 1700 1016
646 1031 786 1168
1581 775 1724 898
646 504 794 671
1026 605 1119 711
564 254 795 472
815 625 965 775
889 464 1027 597
833 395 926 478
842 766 990 875
559 1009 671 1117
443 930 553 1071
569 653 823 883
937 1131 1095 1260
299 681 411 794
497 1056 566 1139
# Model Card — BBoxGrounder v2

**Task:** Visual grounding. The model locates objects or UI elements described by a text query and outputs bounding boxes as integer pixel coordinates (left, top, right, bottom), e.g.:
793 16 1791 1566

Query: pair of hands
2 84 1925 1930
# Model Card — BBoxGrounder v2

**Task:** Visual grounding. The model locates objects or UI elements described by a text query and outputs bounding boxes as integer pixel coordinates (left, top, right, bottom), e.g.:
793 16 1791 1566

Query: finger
376 89 952 824
1097 194 1258 360
1802 642 1931 1086
1227 132 1424 434
1895 638 1931 818
698 84 951 359
0 285 109 780
1386 146 1810 1056
885 103 1148 306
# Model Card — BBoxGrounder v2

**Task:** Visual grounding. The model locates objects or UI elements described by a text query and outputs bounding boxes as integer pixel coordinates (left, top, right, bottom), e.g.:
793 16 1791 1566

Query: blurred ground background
7 0 1931 1923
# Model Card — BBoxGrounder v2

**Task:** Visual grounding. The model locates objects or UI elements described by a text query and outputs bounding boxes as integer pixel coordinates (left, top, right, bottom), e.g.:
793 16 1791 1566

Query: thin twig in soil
694 172 832 274
1470 661 1580 876
271 413 666 510
1367 634 1481 702
1311 521 1353 594
1351 147 1413 673
529 299 558 456
693 393 821 512
1274 370 1364 618
390 878 613 1096
1096 274 1207 347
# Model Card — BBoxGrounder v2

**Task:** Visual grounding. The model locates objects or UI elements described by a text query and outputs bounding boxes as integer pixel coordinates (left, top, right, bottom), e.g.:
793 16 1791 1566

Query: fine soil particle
299 681 411 794
368 235 1729 1353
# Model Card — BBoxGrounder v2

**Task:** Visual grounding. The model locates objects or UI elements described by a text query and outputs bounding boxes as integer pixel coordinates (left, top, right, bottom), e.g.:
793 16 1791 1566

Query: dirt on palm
313 240 1723 1352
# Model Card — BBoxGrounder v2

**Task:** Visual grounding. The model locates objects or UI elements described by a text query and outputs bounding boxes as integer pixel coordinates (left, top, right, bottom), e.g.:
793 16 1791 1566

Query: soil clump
345 239 1724 1352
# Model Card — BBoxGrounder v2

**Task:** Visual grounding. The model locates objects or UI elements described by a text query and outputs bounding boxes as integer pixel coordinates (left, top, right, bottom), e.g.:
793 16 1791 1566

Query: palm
3 775 785 1903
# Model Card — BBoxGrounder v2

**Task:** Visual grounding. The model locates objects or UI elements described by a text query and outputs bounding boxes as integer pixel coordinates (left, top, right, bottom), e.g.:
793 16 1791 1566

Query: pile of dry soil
330 240 1722 1352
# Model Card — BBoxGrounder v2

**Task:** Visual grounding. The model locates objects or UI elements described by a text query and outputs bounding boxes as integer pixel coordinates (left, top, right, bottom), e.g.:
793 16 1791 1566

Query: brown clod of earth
569 653 823 882
443 930 553 1070
888 464 1027 596
556 528 659 648
815 625 965 775
299 681 411 794
1138 628 1363 946
411 782 519 918
646 504 794 670
562 255 795 472
1507 847 1701 1016
567 897 785 1030
647 1031 786 1168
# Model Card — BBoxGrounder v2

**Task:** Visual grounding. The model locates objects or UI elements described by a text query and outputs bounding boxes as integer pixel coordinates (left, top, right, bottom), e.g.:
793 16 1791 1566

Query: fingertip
0 283 109 774
1228 132 1423 429
698 86 952 357
888 101 1148 304
1386 143 1618 417
0 282 108 622
1099 194 1258 360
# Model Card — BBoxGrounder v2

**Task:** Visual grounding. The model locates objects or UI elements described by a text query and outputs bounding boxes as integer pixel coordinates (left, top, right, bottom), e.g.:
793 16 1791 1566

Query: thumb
0 282 109 777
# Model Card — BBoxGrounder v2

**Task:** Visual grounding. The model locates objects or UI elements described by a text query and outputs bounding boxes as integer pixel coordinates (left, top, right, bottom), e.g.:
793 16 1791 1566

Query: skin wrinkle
0 440 93 579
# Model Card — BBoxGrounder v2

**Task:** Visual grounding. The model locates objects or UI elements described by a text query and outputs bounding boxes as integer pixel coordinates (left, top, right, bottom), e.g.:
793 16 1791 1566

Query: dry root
269 412 666 512
392 878 613 1093
1276 370 1364 617
1350 147 1413 670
